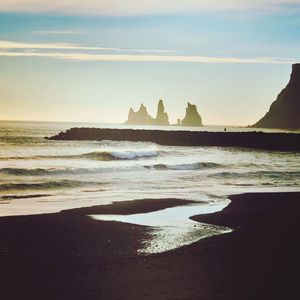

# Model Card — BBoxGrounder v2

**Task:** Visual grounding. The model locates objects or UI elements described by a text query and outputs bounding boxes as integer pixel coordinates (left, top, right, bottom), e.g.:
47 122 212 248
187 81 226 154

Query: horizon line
0 119 247 127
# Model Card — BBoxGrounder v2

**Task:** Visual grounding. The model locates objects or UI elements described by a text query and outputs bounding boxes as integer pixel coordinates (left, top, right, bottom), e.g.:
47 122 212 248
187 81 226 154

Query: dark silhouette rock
155 100 169 125
47 128 300 151
181 102 203 127
252 63 300 129
125 104 155 125
125 100 169 126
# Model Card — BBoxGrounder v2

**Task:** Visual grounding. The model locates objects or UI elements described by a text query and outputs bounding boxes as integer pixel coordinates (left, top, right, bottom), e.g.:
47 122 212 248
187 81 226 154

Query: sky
0 1 300 125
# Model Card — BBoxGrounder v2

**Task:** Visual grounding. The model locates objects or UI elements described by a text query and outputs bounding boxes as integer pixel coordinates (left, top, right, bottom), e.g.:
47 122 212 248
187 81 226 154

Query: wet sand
0 193 299 299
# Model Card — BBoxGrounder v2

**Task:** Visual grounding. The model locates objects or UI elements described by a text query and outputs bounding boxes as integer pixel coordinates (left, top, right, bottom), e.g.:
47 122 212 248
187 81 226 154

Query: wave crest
0 180 90 191
0 149 158 161
1 194 51 200
0 168 52 176
210 171 300 180
145 162 222 170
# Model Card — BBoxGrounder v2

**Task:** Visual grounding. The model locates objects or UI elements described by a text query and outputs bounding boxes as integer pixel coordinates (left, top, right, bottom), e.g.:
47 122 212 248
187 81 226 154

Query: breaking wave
82 150 158 160
0 165 144 176
0 168 58 176
0 150 158 161
208 171 300 186
144 162 222 170
1 194 51 200
210 171 300 180
0 180 94 191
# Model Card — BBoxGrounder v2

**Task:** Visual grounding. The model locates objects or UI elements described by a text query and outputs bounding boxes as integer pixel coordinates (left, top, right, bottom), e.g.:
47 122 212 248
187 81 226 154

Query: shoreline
0 192 299 299
48 127 300 151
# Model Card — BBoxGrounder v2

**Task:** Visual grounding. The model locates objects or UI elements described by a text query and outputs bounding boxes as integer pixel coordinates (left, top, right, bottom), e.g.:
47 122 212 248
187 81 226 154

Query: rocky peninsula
48 128 300 151
252 63 300 129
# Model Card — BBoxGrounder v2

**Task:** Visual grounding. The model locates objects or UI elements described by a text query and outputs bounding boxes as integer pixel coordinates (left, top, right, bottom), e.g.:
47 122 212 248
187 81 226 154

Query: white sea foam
110 149 158 160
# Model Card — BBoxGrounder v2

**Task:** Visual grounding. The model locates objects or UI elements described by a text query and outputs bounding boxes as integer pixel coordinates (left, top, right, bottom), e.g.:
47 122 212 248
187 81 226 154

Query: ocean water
1 121 299 252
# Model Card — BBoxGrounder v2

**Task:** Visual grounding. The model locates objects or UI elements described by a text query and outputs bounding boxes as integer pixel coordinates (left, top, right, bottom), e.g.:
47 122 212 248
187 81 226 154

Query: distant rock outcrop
252 63 300 129
125 100 169 126
125 103 154 125
125 100 203 127
155 100 169 125
181 102 203 127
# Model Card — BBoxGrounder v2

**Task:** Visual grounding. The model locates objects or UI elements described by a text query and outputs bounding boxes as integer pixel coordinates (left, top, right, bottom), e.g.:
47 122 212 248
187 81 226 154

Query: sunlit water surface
1 121 299 253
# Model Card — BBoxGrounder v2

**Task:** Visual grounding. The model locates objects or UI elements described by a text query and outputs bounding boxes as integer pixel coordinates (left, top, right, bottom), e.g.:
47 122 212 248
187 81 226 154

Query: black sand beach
0 192 299 299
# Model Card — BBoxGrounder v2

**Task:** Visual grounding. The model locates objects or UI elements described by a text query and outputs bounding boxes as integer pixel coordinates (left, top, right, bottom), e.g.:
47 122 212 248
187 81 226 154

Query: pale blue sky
0 1 300 125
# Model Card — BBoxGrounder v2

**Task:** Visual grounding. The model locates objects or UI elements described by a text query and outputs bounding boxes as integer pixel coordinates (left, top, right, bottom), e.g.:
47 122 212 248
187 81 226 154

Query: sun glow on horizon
0 4 299 126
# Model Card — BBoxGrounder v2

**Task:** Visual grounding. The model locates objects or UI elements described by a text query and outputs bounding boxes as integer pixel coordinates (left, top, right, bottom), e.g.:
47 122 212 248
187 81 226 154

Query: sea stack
155 99 169 125
125 100 170 126
125 103 154 125
181 102 203 127
252 63 300 129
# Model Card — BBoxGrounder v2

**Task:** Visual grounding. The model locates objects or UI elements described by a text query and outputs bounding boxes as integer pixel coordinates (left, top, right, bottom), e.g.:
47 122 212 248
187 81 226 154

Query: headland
48 127 300 151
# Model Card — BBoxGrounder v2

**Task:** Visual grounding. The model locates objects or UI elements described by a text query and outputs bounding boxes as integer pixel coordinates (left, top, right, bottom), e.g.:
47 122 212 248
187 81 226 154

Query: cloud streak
0 50 295 64
0 40 176 53
0 40 295 64
0 0 299 15
32 30 84 35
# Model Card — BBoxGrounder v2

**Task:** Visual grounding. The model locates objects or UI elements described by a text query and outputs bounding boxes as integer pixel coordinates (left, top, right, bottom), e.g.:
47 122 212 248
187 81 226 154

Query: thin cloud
0 40 176 53
0 0 299 15
32 30 84 35
0 50 295 64
0 40 124 51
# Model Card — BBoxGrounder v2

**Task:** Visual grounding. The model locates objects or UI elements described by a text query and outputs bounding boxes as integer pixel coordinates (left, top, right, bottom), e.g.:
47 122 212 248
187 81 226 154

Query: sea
1 121 299 253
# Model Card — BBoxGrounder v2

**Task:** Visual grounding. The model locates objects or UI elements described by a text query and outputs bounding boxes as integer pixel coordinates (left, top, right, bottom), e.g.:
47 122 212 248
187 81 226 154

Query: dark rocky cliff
181 102 203 127
252 63 300 129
